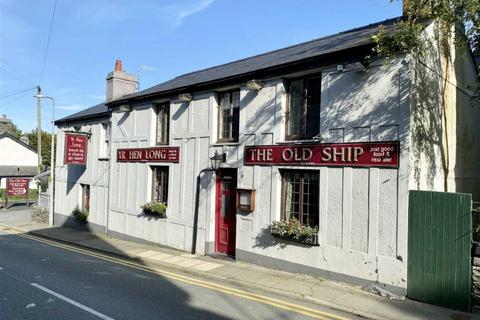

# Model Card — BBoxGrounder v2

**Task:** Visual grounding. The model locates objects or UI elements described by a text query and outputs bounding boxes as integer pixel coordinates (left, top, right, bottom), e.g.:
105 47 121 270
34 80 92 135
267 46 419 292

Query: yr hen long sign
116 147 180 163
244 142 399 168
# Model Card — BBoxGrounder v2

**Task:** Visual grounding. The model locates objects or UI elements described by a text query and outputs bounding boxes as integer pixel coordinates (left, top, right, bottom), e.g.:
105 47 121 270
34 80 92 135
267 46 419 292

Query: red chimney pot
115 59 122 72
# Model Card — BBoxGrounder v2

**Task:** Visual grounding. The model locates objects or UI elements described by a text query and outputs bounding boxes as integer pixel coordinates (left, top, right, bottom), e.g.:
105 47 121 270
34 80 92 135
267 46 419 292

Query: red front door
215 169 237 257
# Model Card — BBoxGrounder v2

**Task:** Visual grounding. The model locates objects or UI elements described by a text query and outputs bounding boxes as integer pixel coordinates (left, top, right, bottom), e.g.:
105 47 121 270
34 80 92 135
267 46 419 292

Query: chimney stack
106 59 138 102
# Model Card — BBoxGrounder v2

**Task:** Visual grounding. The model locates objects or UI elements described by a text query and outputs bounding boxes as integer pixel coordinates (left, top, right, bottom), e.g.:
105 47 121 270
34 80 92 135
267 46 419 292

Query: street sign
65 133 88 165
116 147 180 163
244 141 399 168
7 178 29 197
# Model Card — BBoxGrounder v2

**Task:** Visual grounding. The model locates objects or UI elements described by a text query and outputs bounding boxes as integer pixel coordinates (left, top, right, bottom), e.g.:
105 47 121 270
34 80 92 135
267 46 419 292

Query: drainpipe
191 168 214 255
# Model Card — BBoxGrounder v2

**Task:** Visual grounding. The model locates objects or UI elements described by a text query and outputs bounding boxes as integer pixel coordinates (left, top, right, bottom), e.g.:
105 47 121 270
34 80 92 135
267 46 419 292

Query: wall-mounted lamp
209 150 226 171
178 93 193 102
246 79 264 91
119 104 132 112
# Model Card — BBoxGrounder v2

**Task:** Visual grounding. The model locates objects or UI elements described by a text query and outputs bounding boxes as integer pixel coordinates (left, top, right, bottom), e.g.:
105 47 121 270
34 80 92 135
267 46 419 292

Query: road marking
30 283 115 320
7 230 350 320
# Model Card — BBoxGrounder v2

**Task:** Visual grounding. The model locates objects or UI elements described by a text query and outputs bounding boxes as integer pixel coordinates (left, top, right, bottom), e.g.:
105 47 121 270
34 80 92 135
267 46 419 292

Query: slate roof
56 16 401 124
0 166 38 177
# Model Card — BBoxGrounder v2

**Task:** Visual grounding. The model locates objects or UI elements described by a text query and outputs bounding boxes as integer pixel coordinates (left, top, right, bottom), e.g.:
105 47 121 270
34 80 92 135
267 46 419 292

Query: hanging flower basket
269 218 319 246
141 201 167 218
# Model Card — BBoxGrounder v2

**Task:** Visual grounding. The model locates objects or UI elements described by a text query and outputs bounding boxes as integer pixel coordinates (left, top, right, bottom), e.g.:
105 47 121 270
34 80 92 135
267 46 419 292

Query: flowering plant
141 201 167 217
269 218 318 245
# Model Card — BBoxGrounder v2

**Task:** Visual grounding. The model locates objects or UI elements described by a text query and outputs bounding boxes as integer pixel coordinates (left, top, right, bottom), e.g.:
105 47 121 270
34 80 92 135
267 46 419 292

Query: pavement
0 208 478 320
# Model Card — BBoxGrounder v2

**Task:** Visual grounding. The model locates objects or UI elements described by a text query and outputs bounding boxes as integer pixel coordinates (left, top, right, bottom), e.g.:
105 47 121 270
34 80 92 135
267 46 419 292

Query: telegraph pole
36 85 42 171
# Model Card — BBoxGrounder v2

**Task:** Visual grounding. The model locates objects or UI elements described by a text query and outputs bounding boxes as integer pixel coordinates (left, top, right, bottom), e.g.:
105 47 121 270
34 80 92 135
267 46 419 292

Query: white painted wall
233 58 411 294
0 135 38 189
55 120 110 228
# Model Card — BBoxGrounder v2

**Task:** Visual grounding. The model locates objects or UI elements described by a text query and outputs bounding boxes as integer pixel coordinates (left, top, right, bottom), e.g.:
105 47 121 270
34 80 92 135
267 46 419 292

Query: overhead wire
0 90 32 108
0 87 36 99
38 0 58 84
0 57 32 85
0 65 30 86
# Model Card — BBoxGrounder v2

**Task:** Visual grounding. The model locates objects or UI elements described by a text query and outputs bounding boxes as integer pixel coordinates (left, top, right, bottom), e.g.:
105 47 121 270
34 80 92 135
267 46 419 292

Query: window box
141 201 167 218
269 218 319 246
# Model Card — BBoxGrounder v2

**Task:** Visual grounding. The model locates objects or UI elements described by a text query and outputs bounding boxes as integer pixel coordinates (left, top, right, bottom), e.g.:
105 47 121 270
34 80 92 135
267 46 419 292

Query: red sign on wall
117 147 180 163
64 133 88 165
7 178 30 197
244 142 399 168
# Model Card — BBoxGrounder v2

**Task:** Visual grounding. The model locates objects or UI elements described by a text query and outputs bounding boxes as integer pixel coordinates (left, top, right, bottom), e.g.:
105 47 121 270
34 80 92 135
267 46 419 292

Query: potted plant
269 218 319 246
72 207 89 224
141 201 167 218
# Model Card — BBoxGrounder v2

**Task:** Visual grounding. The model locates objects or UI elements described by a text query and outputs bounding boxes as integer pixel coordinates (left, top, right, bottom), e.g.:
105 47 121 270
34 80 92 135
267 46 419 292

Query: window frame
151 166 169 204
280 170 319 228
81 184 90 212
217 90 240 143
155 102 170 146
285 74 322 141
99 122 111 159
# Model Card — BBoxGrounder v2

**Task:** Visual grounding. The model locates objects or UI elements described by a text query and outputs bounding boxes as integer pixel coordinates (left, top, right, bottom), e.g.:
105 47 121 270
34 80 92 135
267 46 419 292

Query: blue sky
0 0 402 132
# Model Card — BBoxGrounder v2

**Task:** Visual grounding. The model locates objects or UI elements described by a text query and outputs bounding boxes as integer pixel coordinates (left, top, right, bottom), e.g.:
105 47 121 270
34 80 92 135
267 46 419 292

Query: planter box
271 233 319 246
142 210 166 219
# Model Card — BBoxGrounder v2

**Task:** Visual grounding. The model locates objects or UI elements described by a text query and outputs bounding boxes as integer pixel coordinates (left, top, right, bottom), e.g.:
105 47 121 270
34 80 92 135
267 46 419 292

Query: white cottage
0 133 38 190
54 17 480 295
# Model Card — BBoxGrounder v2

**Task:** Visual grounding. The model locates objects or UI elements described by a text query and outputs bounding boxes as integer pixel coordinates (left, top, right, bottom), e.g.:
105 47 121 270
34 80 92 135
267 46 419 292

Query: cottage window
152 166 169 204
218 90 240 142
281 170 319 227
156 102 170 145
99 122 110 158
286 75 321 140
81 184 90 212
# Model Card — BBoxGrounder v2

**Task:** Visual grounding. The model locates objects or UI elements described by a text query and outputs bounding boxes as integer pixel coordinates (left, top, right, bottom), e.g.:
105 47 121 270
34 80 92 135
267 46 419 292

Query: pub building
54 17 480 296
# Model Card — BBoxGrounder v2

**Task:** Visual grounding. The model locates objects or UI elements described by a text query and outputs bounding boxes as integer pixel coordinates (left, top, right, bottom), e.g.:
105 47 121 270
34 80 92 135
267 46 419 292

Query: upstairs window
286 75 321 140
152 166 169 204
99 122 110 159
281 170 319 228
156 102 170 145
218 90 240 142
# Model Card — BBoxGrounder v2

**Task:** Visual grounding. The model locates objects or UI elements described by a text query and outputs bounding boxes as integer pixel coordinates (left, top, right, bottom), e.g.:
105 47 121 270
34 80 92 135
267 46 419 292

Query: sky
0 0 402 132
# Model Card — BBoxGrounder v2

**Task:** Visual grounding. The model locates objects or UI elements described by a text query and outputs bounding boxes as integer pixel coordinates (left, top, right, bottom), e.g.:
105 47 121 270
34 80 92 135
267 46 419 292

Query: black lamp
209 150 226 170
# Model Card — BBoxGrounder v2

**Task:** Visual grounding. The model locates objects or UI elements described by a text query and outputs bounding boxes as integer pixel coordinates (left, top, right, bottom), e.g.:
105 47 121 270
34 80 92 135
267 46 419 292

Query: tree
373 0 480 191
373 0 480 58
25 130 55 168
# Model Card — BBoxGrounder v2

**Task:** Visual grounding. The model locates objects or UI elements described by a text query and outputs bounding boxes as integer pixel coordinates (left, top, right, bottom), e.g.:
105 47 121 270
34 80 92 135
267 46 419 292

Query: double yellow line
5 229 351 320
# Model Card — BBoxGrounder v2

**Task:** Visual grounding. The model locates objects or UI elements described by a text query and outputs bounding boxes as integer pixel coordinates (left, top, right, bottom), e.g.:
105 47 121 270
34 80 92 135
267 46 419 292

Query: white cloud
86 94 105 100
56 104 86 111
171 0 215 29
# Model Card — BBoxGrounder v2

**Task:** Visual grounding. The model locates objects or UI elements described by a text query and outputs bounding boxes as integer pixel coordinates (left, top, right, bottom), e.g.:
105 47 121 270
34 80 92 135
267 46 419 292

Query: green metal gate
408 190 472 312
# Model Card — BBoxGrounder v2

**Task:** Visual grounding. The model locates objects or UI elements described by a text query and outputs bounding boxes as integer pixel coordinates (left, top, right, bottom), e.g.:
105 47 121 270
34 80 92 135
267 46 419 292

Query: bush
269 218 318 245
72 207 88 224
141 201 167 217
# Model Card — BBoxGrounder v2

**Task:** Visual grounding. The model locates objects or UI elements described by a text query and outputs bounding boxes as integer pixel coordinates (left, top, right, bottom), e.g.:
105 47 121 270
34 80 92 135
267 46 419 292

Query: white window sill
211 142 241 147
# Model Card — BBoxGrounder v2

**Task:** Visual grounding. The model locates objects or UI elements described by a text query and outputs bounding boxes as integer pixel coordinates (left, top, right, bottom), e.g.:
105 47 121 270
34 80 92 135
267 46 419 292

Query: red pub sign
117 147 180 163
7 178 30 197
64 133 88 165
244 141 399 168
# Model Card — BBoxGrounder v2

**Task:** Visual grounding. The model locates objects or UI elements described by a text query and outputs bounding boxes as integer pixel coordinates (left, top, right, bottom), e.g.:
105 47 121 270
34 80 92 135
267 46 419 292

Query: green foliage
141 201 167 217
269 218 318 245
25 129 55 168
72 206 88 223
373 0 480 58
0 188 38 201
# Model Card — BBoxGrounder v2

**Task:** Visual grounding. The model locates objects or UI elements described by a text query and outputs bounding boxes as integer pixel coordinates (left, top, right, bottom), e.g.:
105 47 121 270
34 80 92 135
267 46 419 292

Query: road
0 228 359 320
